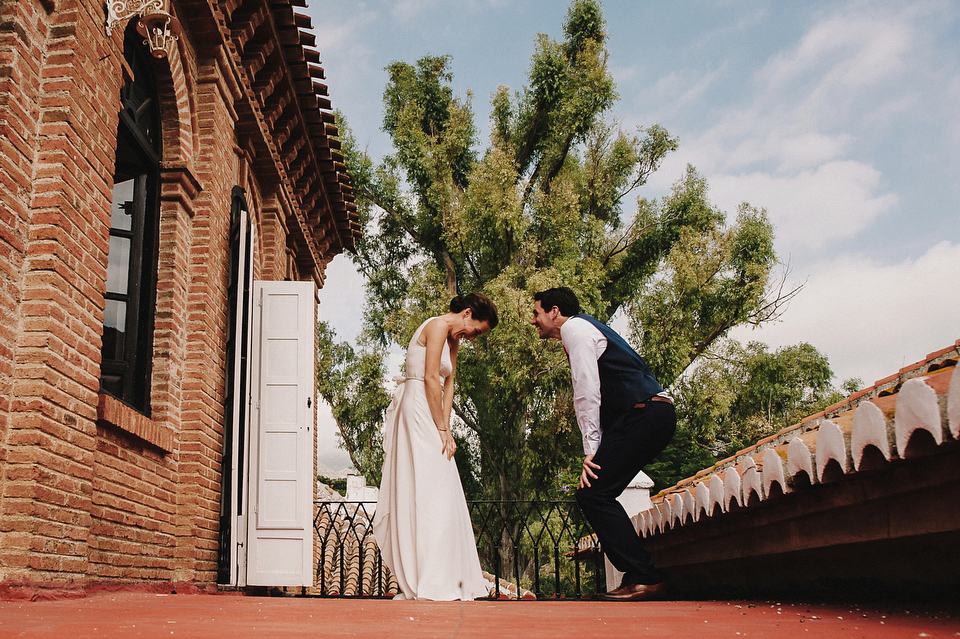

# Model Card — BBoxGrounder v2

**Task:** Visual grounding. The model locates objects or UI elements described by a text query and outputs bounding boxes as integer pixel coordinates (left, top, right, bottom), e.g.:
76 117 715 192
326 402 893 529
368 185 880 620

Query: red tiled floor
0 593 958 638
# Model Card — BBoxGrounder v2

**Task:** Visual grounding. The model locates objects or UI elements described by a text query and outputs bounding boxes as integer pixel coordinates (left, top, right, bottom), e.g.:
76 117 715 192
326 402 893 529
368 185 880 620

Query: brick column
0 0 40 550
0 0 119 587
168 56 238 583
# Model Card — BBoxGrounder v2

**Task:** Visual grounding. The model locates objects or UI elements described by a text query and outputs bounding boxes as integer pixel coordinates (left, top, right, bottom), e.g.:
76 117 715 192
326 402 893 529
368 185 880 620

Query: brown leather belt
634 396 674 409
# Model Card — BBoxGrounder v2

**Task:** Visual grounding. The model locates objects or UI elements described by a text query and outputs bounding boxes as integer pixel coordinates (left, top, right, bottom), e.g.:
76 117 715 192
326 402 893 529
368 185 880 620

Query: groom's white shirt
560 316 606 455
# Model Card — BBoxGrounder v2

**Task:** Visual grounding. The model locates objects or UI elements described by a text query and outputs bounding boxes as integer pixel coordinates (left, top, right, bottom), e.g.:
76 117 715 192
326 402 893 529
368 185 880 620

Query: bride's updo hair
450 293 499 329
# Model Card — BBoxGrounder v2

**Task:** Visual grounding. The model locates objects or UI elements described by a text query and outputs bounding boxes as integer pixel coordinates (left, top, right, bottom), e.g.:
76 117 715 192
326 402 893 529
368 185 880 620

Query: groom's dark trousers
575 399 676 586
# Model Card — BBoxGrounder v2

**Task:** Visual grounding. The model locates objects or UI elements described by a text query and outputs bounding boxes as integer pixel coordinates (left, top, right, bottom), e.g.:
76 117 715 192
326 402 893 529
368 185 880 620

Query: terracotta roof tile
926 345 957 361
850 400 893 470
894 376 944 455
873 371 901 387
634 341 960 541
786 436 814 484
722 467 742 510
814 419 848 482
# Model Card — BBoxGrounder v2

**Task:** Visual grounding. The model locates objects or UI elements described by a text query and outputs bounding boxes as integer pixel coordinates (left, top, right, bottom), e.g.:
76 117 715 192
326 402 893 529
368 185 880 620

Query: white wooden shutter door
246 280 314 587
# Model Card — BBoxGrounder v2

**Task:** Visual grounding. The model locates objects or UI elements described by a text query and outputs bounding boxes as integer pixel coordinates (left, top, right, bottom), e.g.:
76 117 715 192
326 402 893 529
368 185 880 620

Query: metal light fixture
105 0 182 58
135 9 181 57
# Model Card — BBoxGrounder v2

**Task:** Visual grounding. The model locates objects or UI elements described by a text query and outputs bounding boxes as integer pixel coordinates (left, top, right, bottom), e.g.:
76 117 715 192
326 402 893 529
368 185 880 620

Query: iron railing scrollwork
313 501 394 597
312 500 603 599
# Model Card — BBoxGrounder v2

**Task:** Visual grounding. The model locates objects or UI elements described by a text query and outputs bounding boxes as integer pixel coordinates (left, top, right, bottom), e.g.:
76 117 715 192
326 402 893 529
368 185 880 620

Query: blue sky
306 1 960 470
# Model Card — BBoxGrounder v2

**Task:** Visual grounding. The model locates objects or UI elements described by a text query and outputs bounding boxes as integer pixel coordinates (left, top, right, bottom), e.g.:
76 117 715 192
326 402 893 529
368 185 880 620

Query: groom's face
531 300 561 340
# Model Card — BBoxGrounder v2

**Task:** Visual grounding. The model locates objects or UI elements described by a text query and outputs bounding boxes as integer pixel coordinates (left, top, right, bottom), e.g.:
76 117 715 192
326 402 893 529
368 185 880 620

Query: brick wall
0 0 348 593
171 58 235 582
0 0 117 585
0 0 41 517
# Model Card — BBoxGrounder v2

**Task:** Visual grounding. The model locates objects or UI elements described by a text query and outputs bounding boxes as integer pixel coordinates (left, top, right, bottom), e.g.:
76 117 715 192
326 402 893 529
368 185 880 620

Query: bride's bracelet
437 427 449 432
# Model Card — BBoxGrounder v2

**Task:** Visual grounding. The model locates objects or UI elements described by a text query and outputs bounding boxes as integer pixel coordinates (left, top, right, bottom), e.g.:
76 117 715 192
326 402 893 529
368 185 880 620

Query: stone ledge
97 393 174 453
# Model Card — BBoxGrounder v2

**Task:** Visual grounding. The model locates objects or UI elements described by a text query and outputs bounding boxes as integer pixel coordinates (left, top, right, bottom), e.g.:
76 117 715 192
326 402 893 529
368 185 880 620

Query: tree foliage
647 340 859 487
326 0 801 499
315 322 391 484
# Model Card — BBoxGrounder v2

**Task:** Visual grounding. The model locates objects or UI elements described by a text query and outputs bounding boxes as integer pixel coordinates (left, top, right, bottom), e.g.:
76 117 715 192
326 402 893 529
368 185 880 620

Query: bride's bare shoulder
418 316 448 347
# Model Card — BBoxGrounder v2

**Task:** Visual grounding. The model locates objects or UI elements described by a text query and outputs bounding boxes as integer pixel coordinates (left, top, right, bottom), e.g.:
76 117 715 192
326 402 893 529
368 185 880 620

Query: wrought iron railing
469 500 603 599
312 501 392 597
312 500 603 599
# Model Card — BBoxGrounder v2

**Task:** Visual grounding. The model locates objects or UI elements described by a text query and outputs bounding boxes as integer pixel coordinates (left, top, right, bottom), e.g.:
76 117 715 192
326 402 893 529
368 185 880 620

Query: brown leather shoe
596 581 666 601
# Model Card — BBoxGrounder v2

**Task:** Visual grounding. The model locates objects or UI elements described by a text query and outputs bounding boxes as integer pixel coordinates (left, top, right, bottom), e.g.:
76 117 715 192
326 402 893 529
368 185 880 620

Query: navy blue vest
574 314 664 430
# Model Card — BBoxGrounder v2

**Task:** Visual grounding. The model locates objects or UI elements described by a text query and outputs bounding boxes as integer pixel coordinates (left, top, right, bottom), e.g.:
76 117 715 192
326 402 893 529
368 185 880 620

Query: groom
531 287 676 601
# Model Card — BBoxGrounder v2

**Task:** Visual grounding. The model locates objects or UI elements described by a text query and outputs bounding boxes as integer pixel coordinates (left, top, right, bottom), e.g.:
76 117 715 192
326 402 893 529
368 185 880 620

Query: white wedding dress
373 318 489 600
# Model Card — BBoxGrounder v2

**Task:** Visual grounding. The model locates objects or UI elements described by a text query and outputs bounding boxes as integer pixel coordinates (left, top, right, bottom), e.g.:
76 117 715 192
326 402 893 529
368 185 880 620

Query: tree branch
454 402 504 478
748 264 805 325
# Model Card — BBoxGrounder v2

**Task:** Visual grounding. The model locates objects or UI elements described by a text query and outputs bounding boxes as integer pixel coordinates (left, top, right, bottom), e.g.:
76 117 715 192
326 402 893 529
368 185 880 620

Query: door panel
245 280 315 587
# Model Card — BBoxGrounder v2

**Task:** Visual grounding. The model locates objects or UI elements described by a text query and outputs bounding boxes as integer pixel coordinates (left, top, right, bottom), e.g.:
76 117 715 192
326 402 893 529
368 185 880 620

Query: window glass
103 299 127 360
111 178 135 231
106 235 130 294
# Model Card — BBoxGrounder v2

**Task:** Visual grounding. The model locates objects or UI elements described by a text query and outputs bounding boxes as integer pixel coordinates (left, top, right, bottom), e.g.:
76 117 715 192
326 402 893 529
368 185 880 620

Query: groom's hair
533 287 580 317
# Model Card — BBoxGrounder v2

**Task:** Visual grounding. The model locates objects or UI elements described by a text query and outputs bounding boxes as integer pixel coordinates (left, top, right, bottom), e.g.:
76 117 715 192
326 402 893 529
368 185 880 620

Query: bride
373 293 499 600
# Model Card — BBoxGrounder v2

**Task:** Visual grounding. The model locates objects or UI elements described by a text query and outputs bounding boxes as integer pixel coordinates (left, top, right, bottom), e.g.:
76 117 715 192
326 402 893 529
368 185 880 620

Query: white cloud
642 153 897 255
669 2 936 179
720 129 853 174
389 0 442 22
647 66 727 109
318 255 367 342
709 160 898 252
639 3 928 259
730 240 960 386
312 5 377 61
759 11 911 95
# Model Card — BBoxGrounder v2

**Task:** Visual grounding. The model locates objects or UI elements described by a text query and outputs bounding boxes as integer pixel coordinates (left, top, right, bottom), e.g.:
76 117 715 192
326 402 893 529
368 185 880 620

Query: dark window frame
100 25 162 414
218 187 255 583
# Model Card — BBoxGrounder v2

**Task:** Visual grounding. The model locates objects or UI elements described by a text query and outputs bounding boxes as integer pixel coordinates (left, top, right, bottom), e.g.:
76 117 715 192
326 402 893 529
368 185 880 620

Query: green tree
647 339 860 488
315 322 391 485
330 0 795 501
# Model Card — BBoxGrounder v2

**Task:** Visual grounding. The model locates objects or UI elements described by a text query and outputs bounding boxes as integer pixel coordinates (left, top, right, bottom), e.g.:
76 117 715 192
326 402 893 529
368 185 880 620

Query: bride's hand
439 429 457 460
